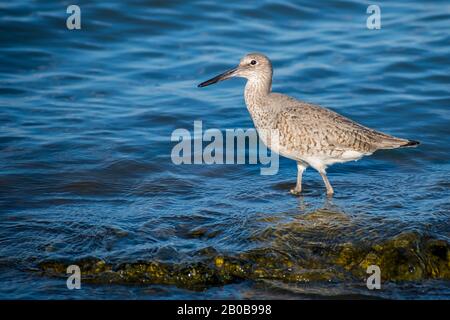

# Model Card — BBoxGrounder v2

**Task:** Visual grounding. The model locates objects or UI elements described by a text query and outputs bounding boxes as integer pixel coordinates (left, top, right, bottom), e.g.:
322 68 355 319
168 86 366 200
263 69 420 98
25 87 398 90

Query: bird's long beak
198 67 238 87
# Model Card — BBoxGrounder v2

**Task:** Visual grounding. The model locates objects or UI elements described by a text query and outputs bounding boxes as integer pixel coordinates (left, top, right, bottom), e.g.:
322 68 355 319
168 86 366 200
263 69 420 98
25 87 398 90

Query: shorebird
198 53 419 196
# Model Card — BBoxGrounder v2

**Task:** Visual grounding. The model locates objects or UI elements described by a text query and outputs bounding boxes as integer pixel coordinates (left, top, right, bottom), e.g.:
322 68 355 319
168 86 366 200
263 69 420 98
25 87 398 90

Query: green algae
38 231 449 289
35 210 450 290
334 232 450 281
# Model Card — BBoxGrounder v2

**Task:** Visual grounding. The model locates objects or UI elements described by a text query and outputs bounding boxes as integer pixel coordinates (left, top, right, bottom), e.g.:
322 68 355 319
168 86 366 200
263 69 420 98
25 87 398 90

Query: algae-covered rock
334 232 450 281
37 231 449 289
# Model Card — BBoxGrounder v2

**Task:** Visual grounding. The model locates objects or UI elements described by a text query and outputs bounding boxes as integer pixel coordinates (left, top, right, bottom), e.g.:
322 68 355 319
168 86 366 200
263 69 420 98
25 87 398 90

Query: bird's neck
244 77 273 130
244 77 272 112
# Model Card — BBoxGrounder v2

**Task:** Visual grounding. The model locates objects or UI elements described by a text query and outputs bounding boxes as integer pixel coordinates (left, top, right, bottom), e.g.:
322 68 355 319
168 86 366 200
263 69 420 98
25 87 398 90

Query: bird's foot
290 188 302 196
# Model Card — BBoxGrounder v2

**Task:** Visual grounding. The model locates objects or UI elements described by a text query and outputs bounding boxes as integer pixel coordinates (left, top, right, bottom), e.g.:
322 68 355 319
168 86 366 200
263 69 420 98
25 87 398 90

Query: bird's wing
271 94 408 153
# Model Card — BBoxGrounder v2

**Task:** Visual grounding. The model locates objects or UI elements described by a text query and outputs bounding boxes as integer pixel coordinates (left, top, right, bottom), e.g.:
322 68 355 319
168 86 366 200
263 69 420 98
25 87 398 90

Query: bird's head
198 53 272 87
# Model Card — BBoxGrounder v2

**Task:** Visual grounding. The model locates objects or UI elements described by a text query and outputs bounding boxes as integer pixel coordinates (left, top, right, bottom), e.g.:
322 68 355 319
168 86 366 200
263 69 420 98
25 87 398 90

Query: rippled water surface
0 1 449 299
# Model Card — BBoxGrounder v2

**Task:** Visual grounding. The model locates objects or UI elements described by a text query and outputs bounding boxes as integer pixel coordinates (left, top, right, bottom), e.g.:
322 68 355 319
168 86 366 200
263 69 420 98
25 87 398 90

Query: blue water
0 0 449 299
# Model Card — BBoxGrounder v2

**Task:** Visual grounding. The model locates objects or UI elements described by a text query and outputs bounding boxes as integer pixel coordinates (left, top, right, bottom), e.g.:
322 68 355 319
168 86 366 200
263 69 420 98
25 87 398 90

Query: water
0 0 449 299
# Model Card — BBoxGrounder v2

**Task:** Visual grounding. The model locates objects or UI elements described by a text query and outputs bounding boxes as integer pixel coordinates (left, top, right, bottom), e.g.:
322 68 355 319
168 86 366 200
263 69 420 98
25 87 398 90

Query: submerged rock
38 231 449 289
334 232 450 281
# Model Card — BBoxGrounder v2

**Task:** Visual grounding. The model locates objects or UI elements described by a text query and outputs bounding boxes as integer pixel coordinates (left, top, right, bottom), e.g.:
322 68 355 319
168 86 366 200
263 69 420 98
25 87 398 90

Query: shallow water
0 0 449 299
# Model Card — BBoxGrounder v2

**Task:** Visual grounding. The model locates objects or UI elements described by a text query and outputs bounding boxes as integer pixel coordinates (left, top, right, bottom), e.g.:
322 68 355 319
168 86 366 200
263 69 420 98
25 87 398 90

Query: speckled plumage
199 53 419 195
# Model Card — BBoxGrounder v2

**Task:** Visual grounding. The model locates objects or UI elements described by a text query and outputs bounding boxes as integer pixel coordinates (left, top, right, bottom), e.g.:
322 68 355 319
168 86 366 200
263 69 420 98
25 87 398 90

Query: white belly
302 150 369 171
258 131 370 171
275 145 369 171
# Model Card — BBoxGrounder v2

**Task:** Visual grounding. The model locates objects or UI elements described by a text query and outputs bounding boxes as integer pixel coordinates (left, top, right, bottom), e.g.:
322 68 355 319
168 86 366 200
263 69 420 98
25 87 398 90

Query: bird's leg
319 171 334 196
290 161 308 195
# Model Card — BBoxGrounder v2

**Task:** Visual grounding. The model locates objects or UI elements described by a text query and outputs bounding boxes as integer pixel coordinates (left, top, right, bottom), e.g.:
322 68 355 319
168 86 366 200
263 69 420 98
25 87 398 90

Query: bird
198 53 419 196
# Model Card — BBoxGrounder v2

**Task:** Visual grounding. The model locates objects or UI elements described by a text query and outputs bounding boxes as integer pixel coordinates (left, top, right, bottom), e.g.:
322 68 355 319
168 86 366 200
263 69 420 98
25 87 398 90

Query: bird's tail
400 140 420 147
377 136 420 149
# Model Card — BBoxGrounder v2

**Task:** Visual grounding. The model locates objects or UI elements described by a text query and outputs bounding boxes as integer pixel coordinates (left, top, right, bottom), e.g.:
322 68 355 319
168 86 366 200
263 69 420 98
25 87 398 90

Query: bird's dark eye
250 60 257 65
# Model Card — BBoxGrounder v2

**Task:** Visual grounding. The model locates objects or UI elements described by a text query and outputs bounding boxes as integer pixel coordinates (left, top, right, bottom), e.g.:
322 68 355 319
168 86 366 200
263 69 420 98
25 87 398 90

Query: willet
198 53 419 196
